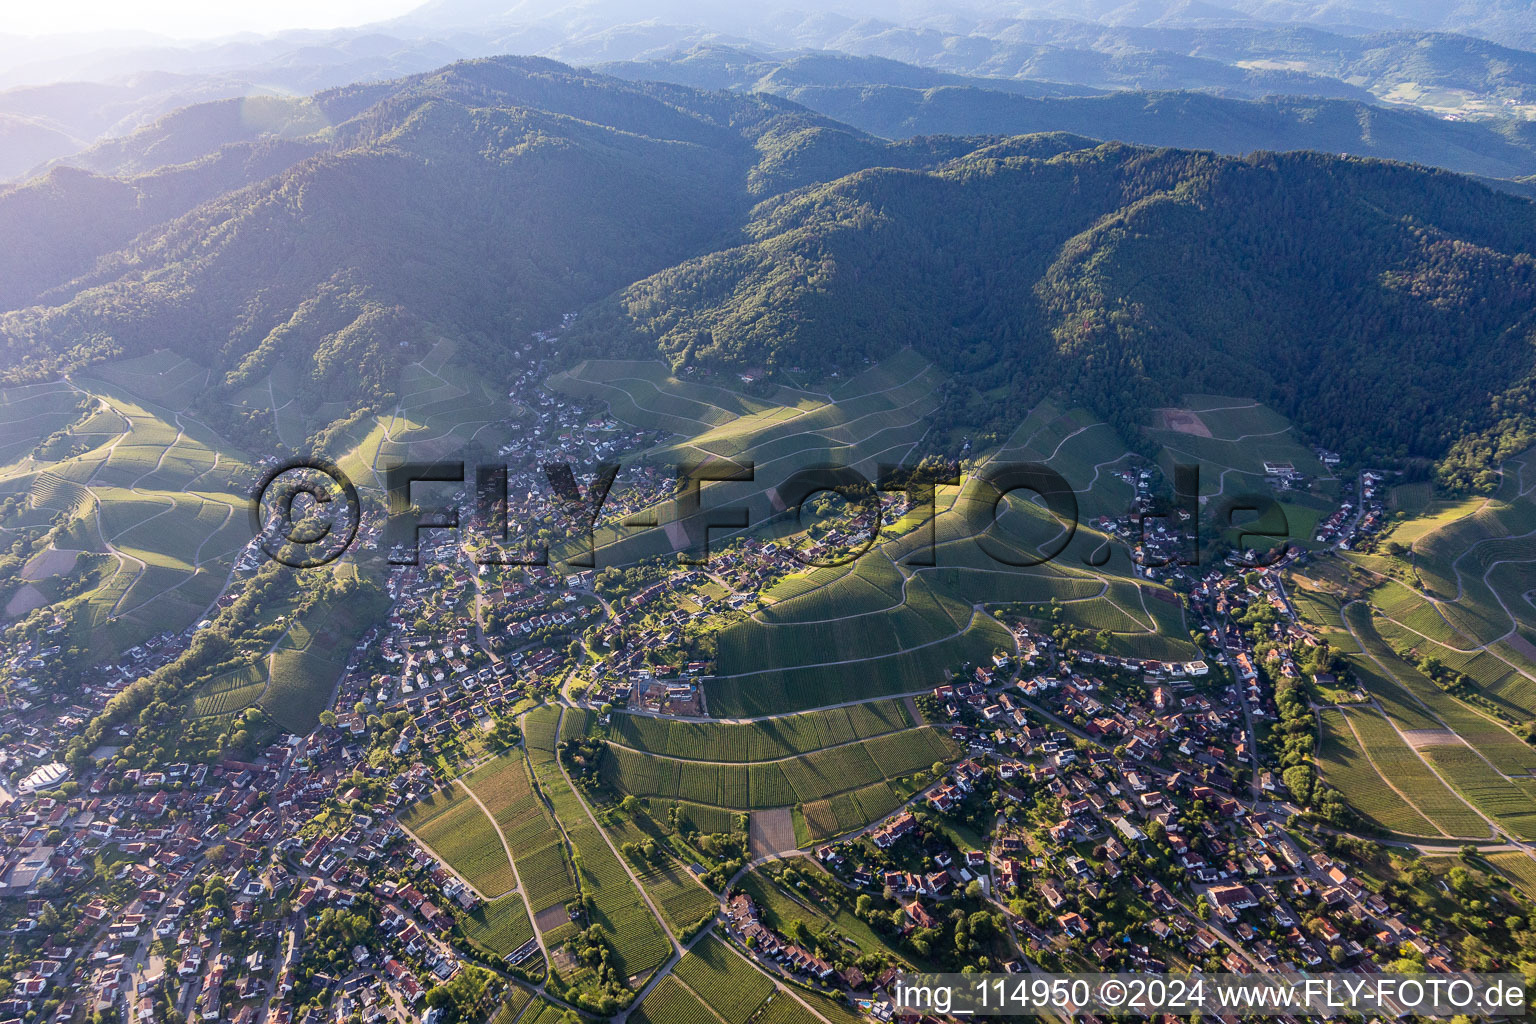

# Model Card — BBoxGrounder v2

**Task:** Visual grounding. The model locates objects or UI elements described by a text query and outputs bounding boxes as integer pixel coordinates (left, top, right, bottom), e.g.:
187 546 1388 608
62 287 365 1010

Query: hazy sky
6 0 424 39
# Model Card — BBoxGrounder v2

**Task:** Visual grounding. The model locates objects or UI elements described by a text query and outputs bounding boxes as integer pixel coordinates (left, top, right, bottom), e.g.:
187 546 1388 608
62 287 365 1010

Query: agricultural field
1315 709 1437 836
1487 851 1536 901
190 664 266 718
553 353 1203 715
0 349 408 726
1337 646 1444 734
511 997 575 1024
262 584 389 730
1333 706 1488 839
1419 744 1536 841
800 781 905 842
548 350 943 568
597 726 961 813
399 785 517 898
549 788 672 978
646 800 739 836
1355 555 1536 722
1378 495 1486 549
524 706 562 762
705 611 1012 717
527 708 672 980
671 935 776 1024
1344 603 1536 775
629 976 720 1024
242 337 518 495
755 553 905 623
635 856 717 934
1391 452 1536 669
560 706 591 744
600 810 718 933
594 699 912 761
464 751 579 916
717 559 982 677
460 894 537 960
750 995 826 1024
0 354 257 658
738 863 924 972
491 986 535 1024
1367 610 1536 721
794 990 867 1024
1145 396 1332 500
0 380 90 467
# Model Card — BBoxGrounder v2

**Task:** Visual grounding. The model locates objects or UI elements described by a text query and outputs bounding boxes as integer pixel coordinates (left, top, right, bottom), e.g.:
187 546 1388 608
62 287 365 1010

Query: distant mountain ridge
12 5 1536 180
599 45 1536 185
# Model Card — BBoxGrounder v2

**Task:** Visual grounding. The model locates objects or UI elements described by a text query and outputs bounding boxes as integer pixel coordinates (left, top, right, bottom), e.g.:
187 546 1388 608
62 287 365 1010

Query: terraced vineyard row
400 786 517 898
1420 744 1536 841
464 751 578 914
1314 710 1437 836
1337 708 1487 838
673 935 775 1024
599 726 960 810
595 698 912 762
629 976 719 1024
528 708 672 978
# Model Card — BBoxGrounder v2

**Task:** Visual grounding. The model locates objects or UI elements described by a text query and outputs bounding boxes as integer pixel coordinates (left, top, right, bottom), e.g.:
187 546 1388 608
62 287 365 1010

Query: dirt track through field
1506 632 1536 661
21 546 81 580
750 807 796 859
1400 728 1460 750
4 584 46 618
534 905 569 934
1155 408 1213 437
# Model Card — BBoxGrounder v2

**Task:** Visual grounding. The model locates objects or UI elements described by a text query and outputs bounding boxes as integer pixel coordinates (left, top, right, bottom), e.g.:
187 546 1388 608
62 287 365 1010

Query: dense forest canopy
2 55 1535 487
562 143 1536 487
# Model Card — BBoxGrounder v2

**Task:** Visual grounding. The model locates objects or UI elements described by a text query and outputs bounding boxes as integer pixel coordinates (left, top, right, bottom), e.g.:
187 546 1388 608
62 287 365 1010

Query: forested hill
561 144 1536 489
752 87 1536 186
3 53 1536 487
0 56 980 428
